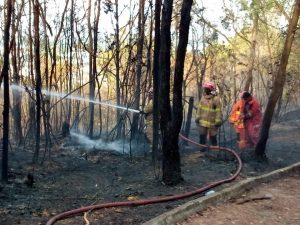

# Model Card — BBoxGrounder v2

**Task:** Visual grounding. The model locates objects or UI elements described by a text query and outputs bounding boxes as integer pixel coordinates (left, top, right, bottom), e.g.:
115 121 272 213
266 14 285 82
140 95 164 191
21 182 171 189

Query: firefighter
195 81 223 151
230 91 262 149
229 97 245 148
142 88 154 146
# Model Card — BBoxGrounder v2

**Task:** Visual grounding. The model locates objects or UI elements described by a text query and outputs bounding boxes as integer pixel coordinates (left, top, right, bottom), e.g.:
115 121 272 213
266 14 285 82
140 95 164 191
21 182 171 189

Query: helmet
203 81 216 91
240 91 251 100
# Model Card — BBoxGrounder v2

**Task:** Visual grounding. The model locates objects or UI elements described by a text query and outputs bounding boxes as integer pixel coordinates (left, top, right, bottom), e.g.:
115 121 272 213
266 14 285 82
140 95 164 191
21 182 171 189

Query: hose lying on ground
46 134 242 225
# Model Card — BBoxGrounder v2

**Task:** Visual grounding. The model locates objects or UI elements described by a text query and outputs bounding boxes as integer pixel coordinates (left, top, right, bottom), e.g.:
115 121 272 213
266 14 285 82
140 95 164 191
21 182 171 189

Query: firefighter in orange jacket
230 91 262 149
195 81 222 151
229 98 245 148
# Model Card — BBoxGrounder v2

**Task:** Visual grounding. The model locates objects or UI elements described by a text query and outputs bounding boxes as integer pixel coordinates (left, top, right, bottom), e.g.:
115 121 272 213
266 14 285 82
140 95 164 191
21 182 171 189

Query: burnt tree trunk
1 0 13 182
152 0 162 163
27 0 36 141
131 0 145 138
159 0 174 184
160 0 193 185
67 0 75 123
255 0 300 157
11 5 23 146
114 0 122 138
93 0 101 134
87 0 95 138
32 0 42 164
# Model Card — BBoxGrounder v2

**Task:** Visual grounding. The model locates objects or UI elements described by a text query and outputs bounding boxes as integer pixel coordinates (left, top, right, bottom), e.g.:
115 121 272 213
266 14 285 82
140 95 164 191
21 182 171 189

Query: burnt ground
0 109 300 225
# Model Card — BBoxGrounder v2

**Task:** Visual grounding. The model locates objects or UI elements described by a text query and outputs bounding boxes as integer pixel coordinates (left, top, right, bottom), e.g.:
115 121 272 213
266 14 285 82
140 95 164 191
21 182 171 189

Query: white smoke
70 132 131 153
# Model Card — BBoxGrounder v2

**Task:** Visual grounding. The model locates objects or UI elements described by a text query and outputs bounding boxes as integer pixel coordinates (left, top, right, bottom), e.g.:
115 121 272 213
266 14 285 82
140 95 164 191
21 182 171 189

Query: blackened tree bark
93 0 101 134
32 0 42 163
255 0 300 157
1 0 13 182
87 0 95 138
87 0 101 138
159 0 173 184
131 0 145 138
11 2 23 146
40 0 52 161
152 0 162 163
160 0 193 185
114 0 122 138
67 0 75 123
28 0 37 141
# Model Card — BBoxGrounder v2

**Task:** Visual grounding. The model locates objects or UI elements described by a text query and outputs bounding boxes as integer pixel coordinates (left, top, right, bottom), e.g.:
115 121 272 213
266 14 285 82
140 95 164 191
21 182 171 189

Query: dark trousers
200 134 217 146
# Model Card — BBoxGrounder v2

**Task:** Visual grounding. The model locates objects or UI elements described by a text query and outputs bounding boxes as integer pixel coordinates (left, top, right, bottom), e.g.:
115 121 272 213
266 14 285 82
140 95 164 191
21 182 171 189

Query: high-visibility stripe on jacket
196 95 222 128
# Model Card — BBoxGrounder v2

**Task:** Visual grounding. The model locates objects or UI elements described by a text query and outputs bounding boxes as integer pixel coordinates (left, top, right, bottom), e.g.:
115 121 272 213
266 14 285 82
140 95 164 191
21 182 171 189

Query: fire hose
46 134 242 225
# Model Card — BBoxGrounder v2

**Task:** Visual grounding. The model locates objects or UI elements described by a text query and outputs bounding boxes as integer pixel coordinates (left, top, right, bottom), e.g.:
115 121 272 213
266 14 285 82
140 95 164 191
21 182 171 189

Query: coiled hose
46 134 242 225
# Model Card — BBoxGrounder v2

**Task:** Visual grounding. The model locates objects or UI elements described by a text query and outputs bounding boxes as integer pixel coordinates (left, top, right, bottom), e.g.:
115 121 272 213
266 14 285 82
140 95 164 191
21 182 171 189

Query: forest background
0 0 299 184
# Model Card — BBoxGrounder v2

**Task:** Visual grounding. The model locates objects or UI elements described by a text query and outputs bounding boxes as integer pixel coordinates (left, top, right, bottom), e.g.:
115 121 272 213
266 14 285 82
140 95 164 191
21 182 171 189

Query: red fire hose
46 134 242 225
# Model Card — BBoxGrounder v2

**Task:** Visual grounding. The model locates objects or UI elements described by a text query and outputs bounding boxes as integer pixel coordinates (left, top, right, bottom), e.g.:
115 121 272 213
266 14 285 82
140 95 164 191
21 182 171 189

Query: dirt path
175 174 300 225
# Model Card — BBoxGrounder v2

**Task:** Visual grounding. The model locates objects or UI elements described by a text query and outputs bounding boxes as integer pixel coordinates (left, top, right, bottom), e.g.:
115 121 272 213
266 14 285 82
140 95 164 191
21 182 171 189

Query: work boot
210 135 217 146
236 133 240 142
199 135 207 152
210 135 219 151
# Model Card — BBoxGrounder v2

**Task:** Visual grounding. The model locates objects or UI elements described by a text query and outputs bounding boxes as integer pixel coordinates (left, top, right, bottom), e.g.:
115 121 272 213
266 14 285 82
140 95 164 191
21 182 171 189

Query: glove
239 114 245 120
215 121 222 128
140 110 150 117
244 112 252 120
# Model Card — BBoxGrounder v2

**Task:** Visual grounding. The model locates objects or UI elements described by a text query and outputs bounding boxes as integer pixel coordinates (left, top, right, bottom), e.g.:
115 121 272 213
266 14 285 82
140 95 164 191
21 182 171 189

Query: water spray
9 84 140 113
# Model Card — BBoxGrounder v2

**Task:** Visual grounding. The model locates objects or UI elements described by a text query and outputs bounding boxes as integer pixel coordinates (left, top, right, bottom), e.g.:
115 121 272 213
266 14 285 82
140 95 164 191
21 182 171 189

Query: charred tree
255 0 300 157
169 0 193 183
32 0 42 163
159 0 174 184
11 2 23 146
131 0 145 138
41 0 52 160
27 0 37 141
159 0 193 185
152 0 162 163
87 0 101 138
1 0 13 182
67 0 75 124
114 0 122 138
87 0 95 138
93 0 101 134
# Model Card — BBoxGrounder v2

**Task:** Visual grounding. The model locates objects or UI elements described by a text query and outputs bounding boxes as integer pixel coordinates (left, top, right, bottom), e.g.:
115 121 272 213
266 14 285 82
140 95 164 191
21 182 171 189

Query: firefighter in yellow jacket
143 88 154 145
195 81 222 151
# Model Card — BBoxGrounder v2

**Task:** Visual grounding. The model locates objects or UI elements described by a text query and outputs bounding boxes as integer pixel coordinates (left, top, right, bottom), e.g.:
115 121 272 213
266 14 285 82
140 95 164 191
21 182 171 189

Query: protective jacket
229 99 245 132
143 100 153 125
195 95 222 128
243 97 262 146
143 100 153 144
230 97 262 149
